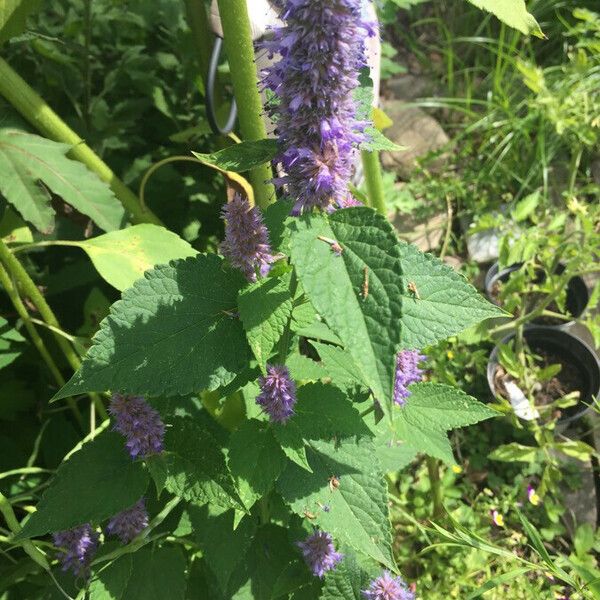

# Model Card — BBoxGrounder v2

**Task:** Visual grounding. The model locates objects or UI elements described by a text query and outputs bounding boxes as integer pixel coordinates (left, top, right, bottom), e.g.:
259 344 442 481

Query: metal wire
206 36 238 135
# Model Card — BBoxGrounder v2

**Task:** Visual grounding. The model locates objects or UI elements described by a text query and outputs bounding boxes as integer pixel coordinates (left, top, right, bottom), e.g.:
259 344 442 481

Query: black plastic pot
484 262 589 329
487 326 600 426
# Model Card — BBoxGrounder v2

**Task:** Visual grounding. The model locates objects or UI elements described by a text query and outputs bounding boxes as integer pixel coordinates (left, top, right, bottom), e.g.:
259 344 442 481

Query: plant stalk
426 456 444 520
216 0 275 209
0 57 162 226
0 239 107 420
183 0 214 81
360 150 387 216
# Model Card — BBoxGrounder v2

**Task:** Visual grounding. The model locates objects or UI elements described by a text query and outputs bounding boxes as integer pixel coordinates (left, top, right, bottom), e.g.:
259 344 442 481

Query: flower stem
0 57 162 226
216 0 275 210
0 263 84 428
0 238 107 420
360 150 386 216
426 456 444 520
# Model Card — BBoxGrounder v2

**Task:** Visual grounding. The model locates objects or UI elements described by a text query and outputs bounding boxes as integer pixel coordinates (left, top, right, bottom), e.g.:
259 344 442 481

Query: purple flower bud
262 0 375 214
393 350 425 406
106 498 148 544
52 524 98 578
297 529 343 578
362 571 415 600
109 394 165 459
256 364 297 424
220 194 275 282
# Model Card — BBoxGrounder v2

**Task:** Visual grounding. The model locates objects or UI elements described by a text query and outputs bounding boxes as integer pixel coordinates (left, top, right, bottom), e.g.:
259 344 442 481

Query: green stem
216 0 275 209
0 239 107 421
183 0 214 83
0 263 84 428
0 57 162 226
360 150 386 216
426 456 444 520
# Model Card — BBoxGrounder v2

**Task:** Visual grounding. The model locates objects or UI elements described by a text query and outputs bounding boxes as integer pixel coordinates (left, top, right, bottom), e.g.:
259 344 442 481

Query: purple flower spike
256 364 297 424
393 350 425 406
109 394 165 459
106 498 149 544
262 0 375 214
362 571 415 600
297 529 343 578
52 524 98 578
220 194 275 282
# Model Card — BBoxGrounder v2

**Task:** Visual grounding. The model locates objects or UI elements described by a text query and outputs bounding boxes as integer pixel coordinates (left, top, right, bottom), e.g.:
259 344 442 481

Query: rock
385 73 438 102
380 99 450 180
392 209 447 253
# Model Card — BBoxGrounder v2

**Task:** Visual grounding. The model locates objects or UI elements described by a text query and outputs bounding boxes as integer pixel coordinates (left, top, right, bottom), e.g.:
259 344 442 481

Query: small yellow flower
451 464 463 474
567 196 588 216
491 510 505 527
528 486 541 506
446 350 454 360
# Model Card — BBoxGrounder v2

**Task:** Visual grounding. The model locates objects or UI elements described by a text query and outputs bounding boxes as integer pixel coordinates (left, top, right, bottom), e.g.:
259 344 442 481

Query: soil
494 347 585 415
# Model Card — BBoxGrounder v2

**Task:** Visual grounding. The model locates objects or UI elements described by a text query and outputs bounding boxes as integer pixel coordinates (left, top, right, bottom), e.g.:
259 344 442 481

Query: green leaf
278 436 394 570
360 128 406 153
0 129 125 233
489 443 539 463
511 191 540 222
320 553 374 600
289 208 403 405
0 316 26 370
465 0 544 37
0 0 41 43
238 276 293 368
309 342 366 392
228 419 287 510
158 417 244 511
70 225 197 291
466 567 531 599
397 241 504 348
53 255 250 400
192 139 278 173
388 383 497 464
90 546 187 600
17 432 149 539
186 504 258 594
286 352 328 382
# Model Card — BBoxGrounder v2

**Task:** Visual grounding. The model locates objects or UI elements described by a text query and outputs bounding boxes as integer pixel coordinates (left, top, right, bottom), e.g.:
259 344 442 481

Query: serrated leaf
466 0 544 37
17 432 149 539
90 546 187 600
53 255 250 400
186 504 258 594
360 128 406 152
289 208 403 405
309 342 366 392
238 276 293 368
397 241 504 348
0 129 125 233
320 553 374 600
228 419 287 510
278 437 395 570
71 225 197 291
0 0 42 43
158 417 244 511
489 443 539 463
192 139 278 173
286 352 328 382
0 316 26 370
390 383 497 464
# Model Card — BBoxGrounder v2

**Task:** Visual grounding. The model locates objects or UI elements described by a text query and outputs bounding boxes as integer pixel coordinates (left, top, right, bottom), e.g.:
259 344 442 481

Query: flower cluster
297 529 343 578
262 0 375 214
393 350 425 406
256 364 297 423
220 193 275 282
362 571 415 600
106 498 149 543
109 394 165 459
53 524 98 578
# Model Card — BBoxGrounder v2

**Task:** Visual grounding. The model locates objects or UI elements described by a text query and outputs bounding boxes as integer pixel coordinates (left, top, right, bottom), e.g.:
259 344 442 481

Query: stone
380 99 450 180
392 209 447 253
385 73 438 102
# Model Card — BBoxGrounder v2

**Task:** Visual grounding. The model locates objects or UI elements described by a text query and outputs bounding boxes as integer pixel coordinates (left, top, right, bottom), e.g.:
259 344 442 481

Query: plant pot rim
487 326 600 425
484 261 589 329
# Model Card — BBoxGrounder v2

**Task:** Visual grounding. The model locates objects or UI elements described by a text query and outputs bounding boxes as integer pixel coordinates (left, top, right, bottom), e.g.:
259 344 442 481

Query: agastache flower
220 194 275 282
362 571 415 600
109 394 165 459
256 364 297 423
52 524 98 578
262 0 375 214
106 498 149 544
297 529 343 578
393 350 425 405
